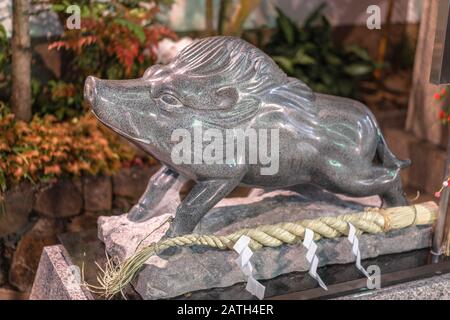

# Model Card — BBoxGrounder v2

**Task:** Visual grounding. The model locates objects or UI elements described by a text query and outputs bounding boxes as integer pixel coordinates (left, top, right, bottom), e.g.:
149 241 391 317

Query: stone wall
0 164 160 293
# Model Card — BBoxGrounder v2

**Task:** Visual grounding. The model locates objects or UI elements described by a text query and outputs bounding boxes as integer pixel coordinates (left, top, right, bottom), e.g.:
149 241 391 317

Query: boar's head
84 36 314 163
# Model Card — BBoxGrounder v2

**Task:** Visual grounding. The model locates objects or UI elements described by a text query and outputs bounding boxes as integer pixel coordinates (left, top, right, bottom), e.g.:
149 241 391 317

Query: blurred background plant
265 4 377 98
0 24 11 104
386 33 416 73
35 0 176 119
216 0 261 36
0 104 154 192
434 87 450 123
0 0 175 190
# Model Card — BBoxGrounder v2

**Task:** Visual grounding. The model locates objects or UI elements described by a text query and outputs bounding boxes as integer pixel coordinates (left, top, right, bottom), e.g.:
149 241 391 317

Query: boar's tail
376 132 411 169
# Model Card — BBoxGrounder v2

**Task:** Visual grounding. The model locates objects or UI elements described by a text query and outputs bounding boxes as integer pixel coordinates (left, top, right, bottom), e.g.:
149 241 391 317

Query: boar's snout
84 76 97 107
83 75 159 146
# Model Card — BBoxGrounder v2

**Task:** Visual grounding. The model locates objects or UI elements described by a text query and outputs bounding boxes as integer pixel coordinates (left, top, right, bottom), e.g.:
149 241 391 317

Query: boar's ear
215 87 238 109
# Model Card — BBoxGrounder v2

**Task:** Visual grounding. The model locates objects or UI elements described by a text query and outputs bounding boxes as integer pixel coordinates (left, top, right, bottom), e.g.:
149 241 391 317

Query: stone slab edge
337 273 450 300
30 245 93 300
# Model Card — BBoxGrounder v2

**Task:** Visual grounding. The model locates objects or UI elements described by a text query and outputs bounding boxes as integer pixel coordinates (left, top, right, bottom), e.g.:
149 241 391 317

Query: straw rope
87 201 438 299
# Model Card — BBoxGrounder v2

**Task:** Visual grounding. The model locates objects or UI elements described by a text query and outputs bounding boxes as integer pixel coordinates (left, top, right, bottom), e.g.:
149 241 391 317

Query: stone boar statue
84 36 410 236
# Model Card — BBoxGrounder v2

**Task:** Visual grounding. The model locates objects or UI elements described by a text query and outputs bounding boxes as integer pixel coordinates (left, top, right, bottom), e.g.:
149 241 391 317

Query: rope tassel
86 201 438 299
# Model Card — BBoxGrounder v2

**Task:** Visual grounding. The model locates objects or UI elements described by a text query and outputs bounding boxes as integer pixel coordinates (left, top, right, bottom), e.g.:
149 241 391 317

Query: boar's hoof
127 204 150 223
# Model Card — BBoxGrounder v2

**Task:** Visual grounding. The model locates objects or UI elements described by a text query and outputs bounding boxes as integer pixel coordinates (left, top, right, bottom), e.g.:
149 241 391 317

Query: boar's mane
168 36 319 134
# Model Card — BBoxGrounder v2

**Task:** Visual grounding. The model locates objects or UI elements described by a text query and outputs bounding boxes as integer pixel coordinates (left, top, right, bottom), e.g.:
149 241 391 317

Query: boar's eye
160 93 182 107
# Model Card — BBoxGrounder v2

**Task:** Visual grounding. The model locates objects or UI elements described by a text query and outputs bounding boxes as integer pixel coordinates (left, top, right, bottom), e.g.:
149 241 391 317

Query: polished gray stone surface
85 36 410 237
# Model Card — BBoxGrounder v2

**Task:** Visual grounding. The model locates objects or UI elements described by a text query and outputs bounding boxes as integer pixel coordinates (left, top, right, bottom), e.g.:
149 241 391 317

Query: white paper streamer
347 223 371 279
237 246 253 268
246 276 265 300
233 235 251 253
302 228 328 290
233 235 266 300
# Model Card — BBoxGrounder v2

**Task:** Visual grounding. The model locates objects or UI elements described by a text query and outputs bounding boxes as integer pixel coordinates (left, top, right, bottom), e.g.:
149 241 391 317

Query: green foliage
33 80 83 120
33 0 176 120
266 5 377 98
0 24 11 102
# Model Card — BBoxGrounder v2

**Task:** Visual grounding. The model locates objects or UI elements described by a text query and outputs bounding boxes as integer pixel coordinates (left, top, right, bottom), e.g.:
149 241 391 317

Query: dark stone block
34 180 83 218
112 165 159 201
112 196 133 213
83 175 112 212
0 182 34 237
9 219 64 292
67 214 101 233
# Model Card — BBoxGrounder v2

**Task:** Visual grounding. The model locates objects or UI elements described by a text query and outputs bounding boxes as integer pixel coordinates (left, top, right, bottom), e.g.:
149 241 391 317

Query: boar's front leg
128 165 184 222
166 178 242 237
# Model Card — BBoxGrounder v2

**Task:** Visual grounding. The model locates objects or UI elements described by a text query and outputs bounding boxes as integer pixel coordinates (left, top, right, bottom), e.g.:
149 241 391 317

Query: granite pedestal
96 187 433 300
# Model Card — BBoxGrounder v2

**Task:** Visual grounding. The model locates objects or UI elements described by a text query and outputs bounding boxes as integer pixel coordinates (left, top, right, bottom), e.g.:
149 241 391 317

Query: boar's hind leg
128 166 183 222
166 178 241 237
379 174 408 207
320 161 407 207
